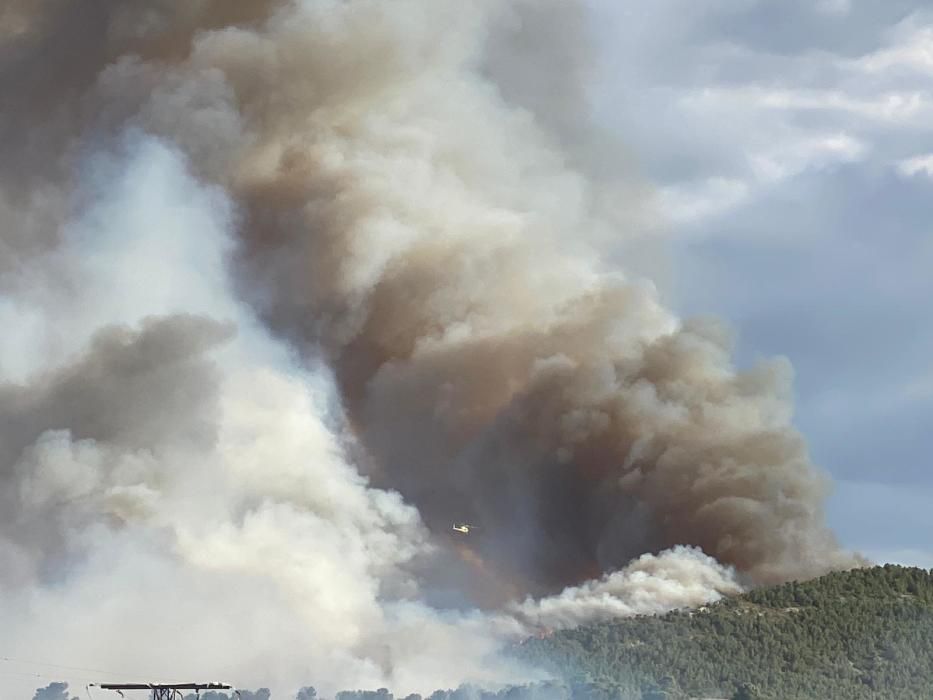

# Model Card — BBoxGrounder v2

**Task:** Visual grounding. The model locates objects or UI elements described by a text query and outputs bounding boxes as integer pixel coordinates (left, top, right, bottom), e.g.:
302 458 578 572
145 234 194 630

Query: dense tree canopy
512 564 933 699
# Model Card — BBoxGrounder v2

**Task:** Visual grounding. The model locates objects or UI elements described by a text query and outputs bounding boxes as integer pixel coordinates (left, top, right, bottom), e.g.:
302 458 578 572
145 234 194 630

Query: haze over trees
34 565 933 700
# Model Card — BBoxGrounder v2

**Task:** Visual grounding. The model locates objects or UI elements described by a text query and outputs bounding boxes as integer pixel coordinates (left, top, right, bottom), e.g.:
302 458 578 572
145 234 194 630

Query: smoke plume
508 546 744 631
0 0 860 697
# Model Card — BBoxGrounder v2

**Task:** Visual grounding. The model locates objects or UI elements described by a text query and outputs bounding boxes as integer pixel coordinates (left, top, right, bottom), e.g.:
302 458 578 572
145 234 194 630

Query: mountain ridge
510 563 933 699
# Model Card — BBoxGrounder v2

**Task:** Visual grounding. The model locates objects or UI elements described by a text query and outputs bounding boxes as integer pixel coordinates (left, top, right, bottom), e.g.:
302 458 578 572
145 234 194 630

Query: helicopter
452 523 479 534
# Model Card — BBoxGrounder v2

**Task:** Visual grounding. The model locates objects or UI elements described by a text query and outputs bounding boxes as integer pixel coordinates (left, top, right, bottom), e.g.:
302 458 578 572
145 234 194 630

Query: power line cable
0 665 104 685
0 655 131 678
0 656 186 680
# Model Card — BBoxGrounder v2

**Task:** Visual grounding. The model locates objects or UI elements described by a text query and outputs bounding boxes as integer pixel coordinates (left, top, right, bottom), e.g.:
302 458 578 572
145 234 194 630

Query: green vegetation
511 564 933 699
36 566 933 700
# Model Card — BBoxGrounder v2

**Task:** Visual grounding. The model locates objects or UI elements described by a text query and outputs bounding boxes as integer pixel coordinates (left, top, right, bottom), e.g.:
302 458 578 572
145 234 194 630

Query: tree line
33 564 933 700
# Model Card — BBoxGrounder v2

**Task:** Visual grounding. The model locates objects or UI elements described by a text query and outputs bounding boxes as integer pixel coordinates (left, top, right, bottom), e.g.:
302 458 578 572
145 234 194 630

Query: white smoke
509 547 744 631
0 136 516 697
0 132 738 699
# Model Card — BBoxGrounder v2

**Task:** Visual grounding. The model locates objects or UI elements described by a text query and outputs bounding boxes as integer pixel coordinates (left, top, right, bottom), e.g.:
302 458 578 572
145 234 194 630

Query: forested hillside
512 564 933 699
35 566 933 700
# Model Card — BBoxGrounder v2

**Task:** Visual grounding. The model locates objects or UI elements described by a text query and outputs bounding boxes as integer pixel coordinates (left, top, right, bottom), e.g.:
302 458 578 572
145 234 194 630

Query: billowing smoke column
200 0 852 589
0 0 860 697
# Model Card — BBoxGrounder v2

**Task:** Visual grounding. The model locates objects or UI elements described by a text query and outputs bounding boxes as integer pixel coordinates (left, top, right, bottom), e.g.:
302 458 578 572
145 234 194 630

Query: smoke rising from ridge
198 0 852 586
1 0 860 696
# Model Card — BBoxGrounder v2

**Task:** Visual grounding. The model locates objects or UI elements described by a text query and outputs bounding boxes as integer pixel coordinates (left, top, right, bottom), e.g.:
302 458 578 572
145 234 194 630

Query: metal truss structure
94 682 237 700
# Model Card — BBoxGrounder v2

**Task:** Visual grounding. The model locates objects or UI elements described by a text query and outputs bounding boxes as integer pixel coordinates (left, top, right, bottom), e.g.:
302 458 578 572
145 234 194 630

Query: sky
586 0 933 568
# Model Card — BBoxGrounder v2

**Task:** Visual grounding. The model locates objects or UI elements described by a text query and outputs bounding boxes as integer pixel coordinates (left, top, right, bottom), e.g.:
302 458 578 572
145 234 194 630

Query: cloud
658 177 750 225
816 0 852 18
897 152 933 177
855 18 933 75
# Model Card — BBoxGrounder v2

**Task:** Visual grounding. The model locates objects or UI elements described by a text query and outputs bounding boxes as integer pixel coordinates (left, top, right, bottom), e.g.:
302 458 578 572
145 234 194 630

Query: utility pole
93 682 236 700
